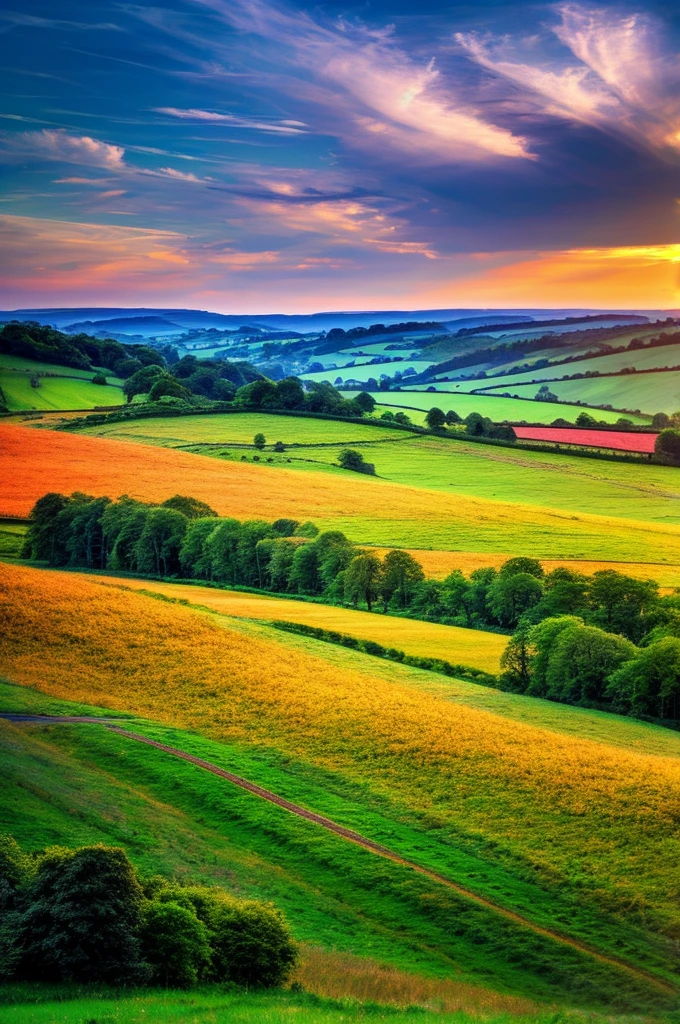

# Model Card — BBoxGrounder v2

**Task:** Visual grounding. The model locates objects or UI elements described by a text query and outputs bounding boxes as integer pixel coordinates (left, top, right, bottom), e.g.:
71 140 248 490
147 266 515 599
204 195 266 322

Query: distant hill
66 316 183 334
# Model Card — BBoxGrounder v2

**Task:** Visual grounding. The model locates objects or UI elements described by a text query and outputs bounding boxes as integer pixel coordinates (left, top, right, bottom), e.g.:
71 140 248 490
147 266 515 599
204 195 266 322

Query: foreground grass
2 564 680 1010
0 984 594 1024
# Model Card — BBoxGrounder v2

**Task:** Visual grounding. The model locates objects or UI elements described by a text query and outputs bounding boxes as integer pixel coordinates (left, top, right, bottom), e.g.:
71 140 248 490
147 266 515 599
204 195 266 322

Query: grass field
70 573 508 672
2 563 680 1009
487 372 680 416
300 361 434 384
0 369 125 412
5 422 680 563
364 391 646 424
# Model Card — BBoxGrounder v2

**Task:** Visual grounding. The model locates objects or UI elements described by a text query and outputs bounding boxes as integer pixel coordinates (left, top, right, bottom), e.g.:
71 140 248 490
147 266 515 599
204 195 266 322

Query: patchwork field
513 427 657 453
488 371 680 416
1 562 680 1010
4 422 680 564
364 391 646 424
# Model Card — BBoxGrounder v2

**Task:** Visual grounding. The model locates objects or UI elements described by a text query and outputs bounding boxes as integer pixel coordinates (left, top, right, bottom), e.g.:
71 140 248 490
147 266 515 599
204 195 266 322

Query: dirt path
2 712 674 995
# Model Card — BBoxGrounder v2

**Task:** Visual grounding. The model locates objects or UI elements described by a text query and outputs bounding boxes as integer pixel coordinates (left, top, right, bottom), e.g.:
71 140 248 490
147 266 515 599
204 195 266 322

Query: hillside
2 561 680 1011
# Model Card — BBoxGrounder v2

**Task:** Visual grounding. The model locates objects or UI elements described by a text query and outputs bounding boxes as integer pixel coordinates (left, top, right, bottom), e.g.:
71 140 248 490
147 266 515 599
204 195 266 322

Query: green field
485 371 680 416
0 369 125 412
301 361 434 384
357 391 646 424
0 354 122 381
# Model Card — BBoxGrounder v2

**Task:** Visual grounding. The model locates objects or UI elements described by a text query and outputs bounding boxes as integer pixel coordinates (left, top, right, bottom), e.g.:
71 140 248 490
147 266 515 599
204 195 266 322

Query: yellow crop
2 561 680 933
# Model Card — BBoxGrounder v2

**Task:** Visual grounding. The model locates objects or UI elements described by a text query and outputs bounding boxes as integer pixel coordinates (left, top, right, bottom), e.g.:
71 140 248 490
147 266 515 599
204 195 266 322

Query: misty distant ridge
0 305 667 336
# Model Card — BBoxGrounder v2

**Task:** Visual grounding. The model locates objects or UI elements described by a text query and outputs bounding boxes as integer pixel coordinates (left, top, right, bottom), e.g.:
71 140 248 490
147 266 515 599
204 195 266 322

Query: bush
655 428 680 460
140 900 211 988
338 449 376 475
91 373 107 385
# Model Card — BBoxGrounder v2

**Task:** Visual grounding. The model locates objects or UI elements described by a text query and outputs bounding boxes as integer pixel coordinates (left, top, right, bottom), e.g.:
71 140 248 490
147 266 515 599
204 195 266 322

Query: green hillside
485 371 680 416
0 367 125 412
357 391 646 424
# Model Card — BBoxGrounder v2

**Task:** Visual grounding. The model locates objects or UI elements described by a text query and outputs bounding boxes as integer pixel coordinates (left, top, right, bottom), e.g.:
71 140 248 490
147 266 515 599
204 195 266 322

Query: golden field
2 561 680 938
3 422 680 564
78 574 507 673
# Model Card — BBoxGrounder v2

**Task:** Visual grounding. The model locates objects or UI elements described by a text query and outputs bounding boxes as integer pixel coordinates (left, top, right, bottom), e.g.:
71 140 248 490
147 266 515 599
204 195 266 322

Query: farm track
1 712 675 995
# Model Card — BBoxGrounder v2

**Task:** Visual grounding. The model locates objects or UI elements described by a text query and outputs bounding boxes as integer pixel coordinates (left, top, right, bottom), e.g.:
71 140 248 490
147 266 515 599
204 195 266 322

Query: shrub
655 428 680 460
338 449 376 475
140 901 211 988
91 373 107 385
254 432 266 450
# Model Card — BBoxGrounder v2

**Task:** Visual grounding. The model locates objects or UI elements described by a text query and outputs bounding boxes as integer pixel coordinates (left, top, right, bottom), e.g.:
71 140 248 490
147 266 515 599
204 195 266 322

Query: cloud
456 4 680 154
3 129 126 169
156 107 307 134
0 12 122 31
191 0 531 163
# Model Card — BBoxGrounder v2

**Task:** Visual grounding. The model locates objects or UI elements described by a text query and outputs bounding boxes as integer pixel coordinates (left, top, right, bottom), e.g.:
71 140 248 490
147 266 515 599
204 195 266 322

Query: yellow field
3 560 680 934
4 422 680 563
77 574 507 673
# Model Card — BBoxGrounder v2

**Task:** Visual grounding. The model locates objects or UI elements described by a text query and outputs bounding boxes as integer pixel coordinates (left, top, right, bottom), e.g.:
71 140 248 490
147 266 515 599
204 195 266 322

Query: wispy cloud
2 129 125 169
156 107 307 134
0 12 122 32
190 0 532 163
456 4 680 153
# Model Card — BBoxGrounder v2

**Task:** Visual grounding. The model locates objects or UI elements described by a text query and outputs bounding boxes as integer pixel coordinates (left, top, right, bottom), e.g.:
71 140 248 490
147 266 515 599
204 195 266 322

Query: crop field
513 427 657 453
0 369 125 412
72 574 508 672
364 390 645 424
5 422 680 563
488 371 680 416
2 562 680 1009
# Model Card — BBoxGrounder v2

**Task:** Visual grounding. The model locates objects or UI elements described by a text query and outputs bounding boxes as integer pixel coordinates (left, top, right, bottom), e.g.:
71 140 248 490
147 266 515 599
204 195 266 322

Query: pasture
488 371 680 416
0 369 125 412
4 422 680 563
1 563 680 1009
364 390 646 424
300 361 434 384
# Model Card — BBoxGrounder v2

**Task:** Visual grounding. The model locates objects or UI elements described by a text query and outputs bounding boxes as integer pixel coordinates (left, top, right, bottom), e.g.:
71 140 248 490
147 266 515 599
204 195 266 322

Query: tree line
0 836 297 988
23 492 680 721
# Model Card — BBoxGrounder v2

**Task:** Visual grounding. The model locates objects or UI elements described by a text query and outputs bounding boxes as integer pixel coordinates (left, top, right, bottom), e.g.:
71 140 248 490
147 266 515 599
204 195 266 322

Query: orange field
2 560 680 932
4 422 680 564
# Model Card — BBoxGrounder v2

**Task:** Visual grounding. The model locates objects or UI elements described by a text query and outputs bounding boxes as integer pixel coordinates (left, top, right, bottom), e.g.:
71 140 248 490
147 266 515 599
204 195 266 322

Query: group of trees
0 837 297 988
24 492 680 721
0 321 165 379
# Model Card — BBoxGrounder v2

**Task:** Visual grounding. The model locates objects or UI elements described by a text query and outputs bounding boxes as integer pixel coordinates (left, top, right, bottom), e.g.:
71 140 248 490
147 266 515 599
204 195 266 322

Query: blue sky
1 0 680 311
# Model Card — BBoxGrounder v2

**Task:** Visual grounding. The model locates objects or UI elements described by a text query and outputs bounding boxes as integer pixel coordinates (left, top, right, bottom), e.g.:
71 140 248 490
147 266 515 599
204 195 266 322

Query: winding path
2 712 674 995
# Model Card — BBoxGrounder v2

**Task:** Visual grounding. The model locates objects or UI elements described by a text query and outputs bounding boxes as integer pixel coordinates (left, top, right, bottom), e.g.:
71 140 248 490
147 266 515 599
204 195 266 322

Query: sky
1 0 680 313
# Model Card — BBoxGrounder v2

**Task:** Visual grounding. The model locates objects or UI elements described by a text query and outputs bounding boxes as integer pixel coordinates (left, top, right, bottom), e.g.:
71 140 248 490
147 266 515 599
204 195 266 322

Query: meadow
3 560 680 1012
4 421 680 565
488 371 680 416
0 368 125 412
70 574 508 673
366 391 645 424
0 354 122 379
300 360 435 384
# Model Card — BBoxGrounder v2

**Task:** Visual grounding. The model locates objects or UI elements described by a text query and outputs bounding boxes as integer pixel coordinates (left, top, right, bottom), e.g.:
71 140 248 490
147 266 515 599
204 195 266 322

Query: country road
1 711 674 995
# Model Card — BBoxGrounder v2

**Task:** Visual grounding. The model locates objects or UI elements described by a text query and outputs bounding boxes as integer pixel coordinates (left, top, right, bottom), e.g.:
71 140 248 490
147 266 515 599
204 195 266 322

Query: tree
545 624 636 705
274 441 286 452
315 531 355 589
338 449 375 474
179 517 221 579
344 552 382 611
500 621 533 692
265 538 298 591
488 572 543 627
272 518 299 536
588 570 658 643
440 570 473 624
205 518 242 584
394 412 410 424
294 521 319 538
91 373 107 385
655 428 680 460
445 410 461 425
425 407 446 430
149 375 191 402
536 568 589 618
14 845 144 985
162 495 217 519
253 432 266 450
123 364 164 403
236 519 274 586
575 412 597 427
354 391 376 414
607 636 680 719
203 897 298 988
102 497 148 571
22 492 70 562
499 557 544 580
140 901 211 988
135 507 189 576
29 376 41 389
652 412 670 429
288 542 321 594
380 550 424 611
465 412 486 436
525 615 584 696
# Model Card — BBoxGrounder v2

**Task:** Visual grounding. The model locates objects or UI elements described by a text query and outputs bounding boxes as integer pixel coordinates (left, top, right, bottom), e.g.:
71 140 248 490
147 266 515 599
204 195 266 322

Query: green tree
315 531 355 590
488 572 543 627
22 492 69 563
205 518 242 585
655 428 680 460
545 624 636 705
500 621 533 692
149 375 191 402
236 520 274 587
14 845 144 985
338 449 375 474
65 495 111 569
536 568 589 618
499 556 544 580
588 570 658 642
607 636 680 719
288 542 322 594
294 521 319 538
525 615 584 696
162 495 217 519
440 569 473 624
575 412 597 427
380 549 424 611
253 432 266 450
205 897 298 988
353 391 376 414
425 406 446 430
272 518 299 536
344 552 382 611
102 497 148 572
445 410 461 425
265 538 299 591
135 507 189 576
123 364 164 403
179 517 221 579
275 377 306 410
140 901 211 988
465 412 486 436
651 412 670 429
91 373 107 385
